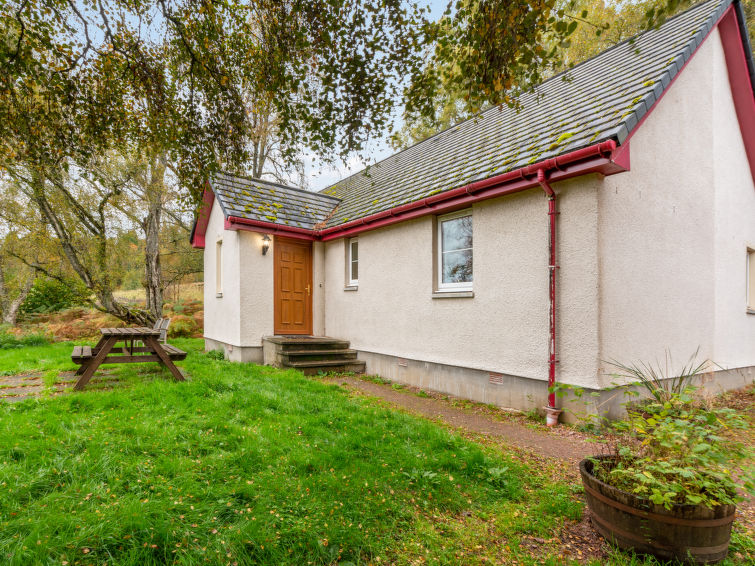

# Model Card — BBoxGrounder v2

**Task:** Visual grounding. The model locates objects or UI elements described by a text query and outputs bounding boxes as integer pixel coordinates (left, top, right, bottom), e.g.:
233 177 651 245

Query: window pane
351 260 358 282
442 216 472 252
351 240 358 261
442 249 473 283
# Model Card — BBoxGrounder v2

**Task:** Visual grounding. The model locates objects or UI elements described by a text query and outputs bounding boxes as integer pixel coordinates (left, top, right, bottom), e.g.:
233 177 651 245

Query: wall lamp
261 234 271 256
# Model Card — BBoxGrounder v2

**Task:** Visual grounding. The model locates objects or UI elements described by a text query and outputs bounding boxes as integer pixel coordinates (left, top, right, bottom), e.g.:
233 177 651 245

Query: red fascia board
719 5 755 184
225 216 317 241
319 140 624 241
190 183 215 249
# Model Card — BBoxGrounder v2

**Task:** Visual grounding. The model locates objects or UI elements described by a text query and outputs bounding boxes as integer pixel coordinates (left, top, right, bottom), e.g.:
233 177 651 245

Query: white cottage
191 0 755 419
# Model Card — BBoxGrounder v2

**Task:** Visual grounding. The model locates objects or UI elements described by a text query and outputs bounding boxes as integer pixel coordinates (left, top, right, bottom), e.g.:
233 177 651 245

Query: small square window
348 238 358 286
437 210 473 291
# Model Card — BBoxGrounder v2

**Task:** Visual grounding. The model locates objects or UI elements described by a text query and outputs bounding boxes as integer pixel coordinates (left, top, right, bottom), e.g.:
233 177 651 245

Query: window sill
344 285 358 292
216 292 223 298
432 290 474 299
747 307 755 315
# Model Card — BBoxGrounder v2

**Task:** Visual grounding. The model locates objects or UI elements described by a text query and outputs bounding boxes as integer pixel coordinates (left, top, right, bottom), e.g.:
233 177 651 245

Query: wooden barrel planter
580 456 736 565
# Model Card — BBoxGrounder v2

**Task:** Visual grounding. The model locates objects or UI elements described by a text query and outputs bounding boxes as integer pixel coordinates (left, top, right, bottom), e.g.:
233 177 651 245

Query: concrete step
282 349 358 363
265 336 351 352
285 359 366 376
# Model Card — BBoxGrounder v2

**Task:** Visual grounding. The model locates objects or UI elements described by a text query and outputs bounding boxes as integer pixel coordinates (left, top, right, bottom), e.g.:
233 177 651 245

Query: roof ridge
317 0 728 195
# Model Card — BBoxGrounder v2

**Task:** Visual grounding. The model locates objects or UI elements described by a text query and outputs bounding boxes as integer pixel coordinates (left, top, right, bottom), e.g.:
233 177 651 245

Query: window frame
747 247 755 312
215 239 223 297
436 209 473 292
347 237 359 287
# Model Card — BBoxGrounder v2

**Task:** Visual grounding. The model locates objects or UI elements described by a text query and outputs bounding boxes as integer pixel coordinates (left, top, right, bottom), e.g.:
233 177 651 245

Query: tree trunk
143 156 165 320
144 202 163 319
0 263 35 325
26 166 157 326
97 288 154 326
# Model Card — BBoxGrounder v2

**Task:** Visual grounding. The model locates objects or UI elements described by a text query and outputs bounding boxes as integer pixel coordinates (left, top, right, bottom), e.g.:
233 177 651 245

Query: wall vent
397 357 408 367
489 372 504 385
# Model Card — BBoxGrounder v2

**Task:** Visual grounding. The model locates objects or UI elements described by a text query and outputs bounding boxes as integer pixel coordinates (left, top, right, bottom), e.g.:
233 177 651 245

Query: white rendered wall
324 175 604 389
313 241 327 336
598 27 755 381
238 231 275 346
203 201 241 346
712 29 755 369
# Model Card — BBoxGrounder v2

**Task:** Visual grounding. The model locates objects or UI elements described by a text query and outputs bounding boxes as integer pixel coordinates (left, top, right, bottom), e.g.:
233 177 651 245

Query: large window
348 238 359 286
437 210 473 291
748 248 755 311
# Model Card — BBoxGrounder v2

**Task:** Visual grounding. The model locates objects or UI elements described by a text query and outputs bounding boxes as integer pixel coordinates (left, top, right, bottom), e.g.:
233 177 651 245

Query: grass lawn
0 339 751 565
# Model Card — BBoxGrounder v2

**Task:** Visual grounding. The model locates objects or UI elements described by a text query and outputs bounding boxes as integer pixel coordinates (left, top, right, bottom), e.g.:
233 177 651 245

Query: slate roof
207 0 748 234
316 0 734 227
210 172 340 230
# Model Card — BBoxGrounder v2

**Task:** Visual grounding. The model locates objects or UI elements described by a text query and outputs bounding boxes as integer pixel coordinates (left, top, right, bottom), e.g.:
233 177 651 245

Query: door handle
305 284 311 296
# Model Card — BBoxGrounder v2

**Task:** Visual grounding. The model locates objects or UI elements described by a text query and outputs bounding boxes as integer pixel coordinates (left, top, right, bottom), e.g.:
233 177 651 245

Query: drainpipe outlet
544 406 563 427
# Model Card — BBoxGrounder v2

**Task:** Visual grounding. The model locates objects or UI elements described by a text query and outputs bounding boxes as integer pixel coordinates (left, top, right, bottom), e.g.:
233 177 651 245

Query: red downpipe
537 169 558 410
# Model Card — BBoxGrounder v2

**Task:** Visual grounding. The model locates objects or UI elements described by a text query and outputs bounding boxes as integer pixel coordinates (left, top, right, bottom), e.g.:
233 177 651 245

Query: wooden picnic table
71 327 187 391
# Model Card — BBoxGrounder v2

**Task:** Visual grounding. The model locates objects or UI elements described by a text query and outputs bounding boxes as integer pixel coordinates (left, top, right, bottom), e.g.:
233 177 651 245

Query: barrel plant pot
579 456 736 565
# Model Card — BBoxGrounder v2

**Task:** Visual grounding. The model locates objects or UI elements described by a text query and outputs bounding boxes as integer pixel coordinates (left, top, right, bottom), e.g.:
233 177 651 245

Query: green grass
0 340 751 565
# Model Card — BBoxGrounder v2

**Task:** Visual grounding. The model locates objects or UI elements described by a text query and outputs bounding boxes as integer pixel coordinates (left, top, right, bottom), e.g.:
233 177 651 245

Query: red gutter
318 140 622 241
537 170 559 412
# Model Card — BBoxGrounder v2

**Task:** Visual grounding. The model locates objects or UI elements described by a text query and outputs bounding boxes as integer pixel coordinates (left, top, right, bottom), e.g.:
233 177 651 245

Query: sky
304 0 452 191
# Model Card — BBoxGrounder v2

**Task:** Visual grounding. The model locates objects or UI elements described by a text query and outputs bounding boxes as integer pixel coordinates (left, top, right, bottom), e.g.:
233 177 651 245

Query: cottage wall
203 200 242 349
599 27 755 389
203 203 274 362
323 174 604 403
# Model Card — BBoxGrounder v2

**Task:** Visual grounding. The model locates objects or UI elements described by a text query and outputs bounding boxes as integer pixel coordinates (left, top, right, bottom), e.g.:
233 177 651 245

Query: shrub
20 278 90 314
0 330 49 349
206 349 225 360
169 314 199 338
593 394 752 509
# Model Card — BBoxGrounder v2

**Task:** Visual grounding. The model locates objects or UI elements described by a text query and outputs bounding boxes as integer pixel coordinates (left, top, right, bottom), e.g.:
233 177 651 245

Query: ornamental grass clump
592 388 754 510
607 348 708 405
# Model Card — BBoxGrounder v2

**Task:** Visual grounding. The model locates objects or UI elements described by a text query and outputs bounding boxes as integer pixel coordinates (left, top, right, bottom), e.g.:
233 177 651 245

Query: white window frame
747 247 755 311
437 209 473 292
348 238 359 287
215 239 223 297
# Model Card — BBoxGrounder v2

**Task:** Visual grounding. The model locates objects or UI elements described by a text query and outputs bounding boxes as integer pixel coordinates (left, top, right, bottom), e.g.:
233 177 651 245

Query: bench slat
71 346 93 364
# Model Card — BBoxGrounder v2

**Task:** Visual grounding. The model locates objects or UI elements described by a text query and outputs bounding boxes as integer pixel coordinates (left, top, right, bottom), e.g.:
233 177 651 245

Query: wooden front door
274 237 313 335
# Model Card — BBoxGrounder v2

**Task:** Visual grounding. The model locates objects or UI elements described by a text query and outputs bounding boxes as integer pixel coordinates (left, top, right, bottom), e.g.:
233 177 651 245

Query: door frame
273 236 313 335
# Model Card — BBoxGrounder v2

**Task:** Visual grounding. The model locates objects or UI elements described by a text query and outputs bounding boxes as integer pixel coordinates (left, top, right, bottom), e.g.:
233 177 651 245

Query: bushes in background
20 278 91 315
0 329 49 349
169 314 200 338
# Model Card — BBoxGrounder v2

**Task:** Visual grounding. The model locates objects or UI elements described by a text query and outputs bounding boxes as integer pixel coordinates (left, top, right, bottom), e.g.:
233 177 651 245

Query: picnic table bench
71 327 186 391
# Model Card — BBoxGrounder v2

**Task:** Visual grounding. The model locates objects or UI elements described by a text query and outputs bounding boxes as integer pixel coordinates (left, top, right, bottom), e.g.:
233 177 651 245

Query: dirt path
328 376 605 466
0 371 122 402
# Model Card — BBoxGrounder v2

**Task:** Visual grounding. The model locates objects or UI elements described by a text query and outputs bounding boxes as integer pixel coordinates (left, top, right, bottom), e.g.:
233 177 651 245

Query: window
348 238 359 286
437 210 473 291
215 240 223 297
748 248 755 311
